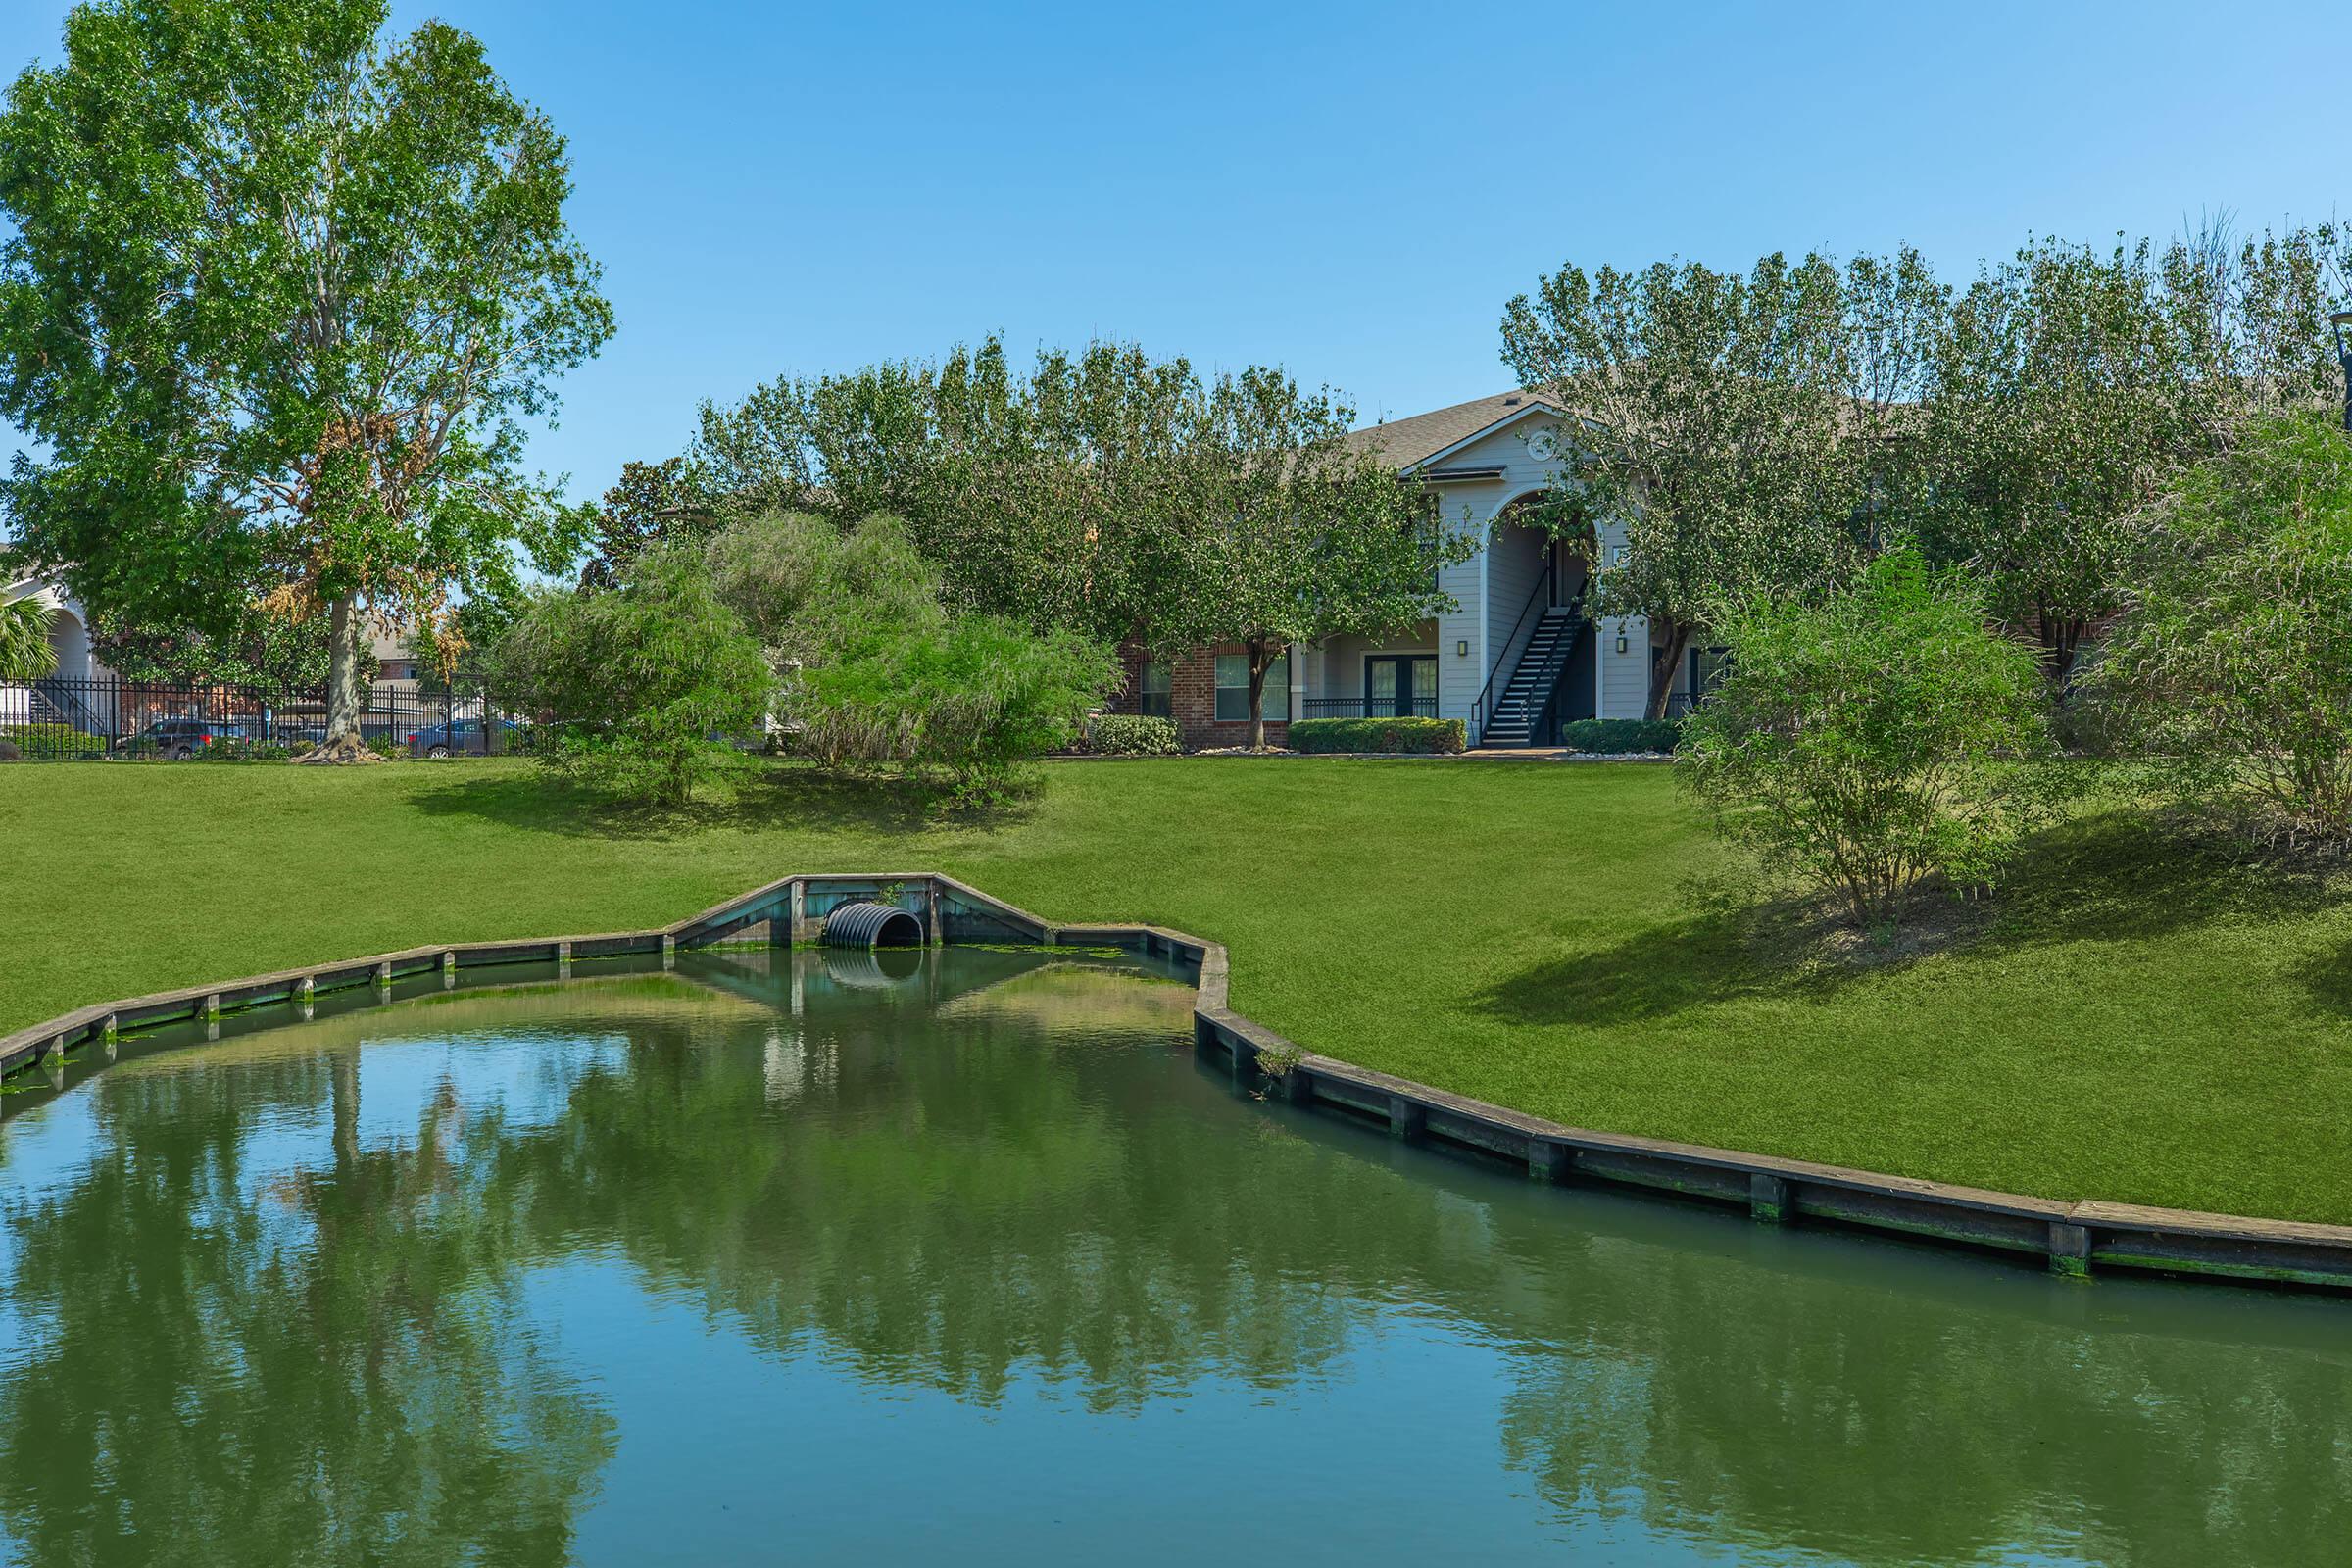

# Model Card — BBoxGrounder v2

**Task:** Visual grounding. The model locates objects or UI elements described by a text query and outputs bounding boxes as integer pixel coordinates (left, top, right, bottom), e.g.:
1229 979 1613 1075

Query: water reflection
0 950 2342 1565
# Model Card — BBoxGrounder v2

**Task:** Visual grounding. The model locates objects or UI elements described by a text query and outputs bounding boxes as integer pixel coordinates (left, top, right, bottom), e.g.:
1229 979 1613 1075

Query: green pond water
0 947 2345 1566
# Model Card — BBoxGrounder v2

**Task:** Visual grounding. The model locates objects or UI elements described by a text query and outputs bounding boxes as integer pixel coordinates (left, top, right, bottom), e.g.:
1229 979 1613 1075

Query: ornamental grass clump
2091 414 2352 847
1679 552 2056 926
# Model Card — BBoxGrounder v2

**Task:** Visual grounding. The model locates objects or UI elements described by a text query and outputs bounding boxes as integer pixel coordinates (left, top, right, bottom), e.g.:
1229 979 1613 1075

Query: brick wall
1113 643 1291 750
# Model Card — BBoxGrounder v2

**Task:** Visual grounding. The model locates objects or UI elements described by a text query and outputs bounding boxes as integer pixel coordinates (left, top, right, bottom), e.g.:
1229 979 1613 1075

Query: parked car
406 716 529 758
113 717 248 760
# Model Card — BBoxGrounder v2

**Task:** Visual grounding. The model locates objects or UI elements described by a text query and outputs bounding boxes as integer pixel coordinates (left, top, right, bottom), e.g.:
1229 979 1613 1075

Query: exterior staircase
30 677 103 734
1478 607 1584 747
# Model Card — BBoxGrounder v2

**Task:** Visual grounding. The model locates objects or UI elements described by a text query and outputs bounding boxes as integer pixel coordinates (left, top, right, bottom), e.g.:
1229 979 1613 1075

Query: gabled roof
1344 389 1567 474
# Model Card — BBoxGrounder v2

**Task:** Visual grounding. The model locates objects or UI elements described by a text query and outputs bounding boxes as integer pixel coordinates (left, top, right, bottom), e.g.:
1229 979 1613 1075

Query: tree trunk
2040 615 2083 693
1644 621 1691 722
299 596 378 764
1246 638 1267 752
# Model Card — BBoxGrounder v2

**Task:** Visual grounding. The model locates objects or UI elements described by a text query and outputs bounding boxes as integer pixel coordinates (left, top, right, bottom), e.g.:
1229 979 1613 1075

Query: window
1214 653 1288 722
1138 662 1172 718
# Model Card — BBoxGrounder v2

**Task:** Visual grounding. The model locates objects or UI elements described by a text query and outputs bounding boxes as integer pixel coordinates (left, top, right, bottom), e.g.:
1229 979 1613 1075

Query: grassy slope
4 758 2349 1223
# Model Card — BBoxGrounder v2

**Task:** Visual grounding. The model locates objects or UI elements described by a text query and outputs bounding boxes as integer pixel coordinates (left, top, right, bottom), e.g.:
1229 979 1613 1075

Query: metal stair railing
1470 559 1555 744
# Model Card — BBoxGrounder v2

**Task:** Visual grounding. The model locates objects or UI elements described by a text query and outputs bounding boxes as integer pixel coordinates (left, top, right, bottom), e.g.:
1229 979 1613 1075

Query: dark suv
115 718 247 760
406 716 528 758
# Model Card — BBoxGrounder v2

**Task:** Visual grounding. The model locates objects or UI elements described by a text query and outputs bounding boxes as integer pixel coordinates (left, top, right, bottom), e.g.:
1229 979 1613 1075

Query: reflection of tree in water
487 965 1423 1409
1483 1223 2352 1564
0 1044 614 1567
3 956 2348 1565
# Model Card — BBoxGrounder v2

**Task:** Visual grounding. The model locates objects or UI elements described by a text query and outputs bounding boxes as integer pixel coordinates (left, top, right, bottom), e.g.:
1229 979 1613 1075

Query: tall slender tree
0 0 612 759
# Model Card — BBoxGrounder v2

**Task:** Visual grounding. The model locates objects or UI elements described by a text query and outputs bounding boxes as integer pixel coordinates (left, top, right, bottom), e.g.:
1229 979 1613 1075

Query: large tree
0 0 612 759
1916 224 2349 683
1149 367 1471 750
692 336 1200 648
1499 253 1883 718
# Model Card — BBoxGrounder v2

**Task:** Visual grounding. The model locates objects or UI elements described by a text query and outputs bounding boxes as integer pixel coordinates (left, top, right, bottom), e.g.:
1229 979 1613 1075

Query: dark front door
1365 656 1438 717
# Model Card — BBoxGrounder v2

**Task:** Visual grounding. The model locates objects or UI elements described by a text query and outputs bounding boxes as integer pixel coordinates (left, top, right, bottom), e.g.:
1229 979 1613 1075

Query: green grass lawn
6 757 2351 1224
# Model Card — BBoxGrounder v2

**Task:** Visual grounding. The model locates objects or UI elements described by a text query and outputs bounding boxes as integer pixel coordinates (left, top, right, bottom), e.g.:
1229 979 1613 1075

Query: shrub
2091 414 2352 843
1087 713 1180 756
1288 716 1466 754
706 512 1118 799
1679 551 2056 925
488 544 775 806
1559 717 1681 754
0 723 105 760
795 613 1117 801
194 738 297 761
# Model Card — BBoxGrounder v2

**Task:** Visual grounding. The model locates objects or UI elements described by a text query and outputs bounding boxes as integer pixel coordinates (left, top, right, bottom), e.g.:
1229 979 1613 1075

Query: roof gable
1344 390 1567 475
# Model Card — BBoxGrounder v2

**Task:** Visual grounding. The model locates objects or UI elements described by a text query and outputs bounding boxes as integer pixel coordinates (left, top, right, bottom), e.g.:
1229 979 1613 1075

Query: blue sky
1 0 2346 505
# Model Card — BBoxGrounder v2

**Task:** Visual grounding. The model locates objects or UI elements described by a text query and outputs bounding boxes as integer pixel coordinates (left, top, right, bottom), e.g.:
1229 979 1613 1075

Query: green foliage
1086 714 1180 756
0 0 612 748
0 595 55 681
1501 251 1909 716
695 338 1199 645
1911 223 2347 681
88 598 352 687
704 512 1115 800
695 341 1470 757
1560 717 1681 754
489 547 773 806
1679 552 2056 925
803 614 1116 802
191 738 297 762
1149 367 1472 750
2091 414 2352 841
1288 717 1467 754
575 457 710 590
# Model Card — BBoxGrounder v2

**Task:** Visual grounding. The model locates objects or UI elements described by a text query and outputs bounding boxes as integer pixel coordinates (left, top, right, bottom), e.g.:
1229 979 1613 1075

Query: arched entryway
1476 492 1598 744
45 601 95 681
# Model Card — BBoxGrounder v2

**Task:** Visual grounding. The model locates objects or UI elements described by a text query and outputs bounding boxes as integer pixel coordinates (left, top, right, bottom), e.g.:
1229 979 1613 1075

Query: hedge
0 723 108 760
1086 714 1181 756
1289 716 1467 755
1559 717 1681 754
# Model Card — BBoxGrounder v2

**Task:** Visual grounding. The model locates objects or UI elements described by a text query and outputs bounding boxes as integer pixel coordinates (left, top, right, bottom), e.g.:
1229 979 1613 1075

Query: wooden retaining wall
5 872 2349 1294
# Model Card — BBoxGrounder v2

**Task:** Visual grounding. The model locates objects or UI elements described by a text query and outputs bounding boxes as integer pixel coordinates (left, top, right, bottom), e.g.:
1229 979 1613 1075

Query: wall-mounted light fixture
1614 633 1629 655
1456 639 1469 657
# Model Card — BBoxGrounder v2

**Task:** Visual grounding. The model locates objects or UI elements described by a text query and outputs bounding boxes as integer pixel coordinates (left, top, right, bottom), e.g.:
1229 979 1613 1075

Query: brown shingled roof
1343 389 1565 472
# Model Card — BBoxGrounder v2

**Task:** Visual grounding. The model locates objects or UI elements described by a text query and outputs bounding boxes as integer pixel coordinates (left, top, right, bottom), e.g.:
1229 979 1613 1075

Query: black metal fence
0 673 532 760
1298 696 1443 720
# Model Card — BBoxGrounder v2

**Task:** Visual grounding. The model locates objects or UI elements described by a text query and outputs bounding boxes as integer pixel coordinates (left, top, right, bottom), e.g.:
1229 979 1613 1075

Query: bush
0 723 104 760
1559 717 1681 754
1288 716 1466 754
2092 414 2352 842
488 545 775 806
1086 714 1180 756
1679 551 2056 925
707 512 1117 799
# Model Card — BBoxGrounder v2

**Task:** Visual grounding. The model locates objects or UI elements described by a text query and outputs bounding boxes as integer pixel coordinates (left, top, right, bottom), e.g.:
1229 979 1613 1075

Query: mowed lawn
5 757 2351 1224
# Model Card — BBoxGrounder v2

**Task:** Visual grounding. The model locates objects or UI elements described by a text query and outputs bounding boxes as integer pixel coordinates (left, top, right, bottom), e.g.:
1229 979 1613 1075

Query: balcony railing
1299 696 1441 720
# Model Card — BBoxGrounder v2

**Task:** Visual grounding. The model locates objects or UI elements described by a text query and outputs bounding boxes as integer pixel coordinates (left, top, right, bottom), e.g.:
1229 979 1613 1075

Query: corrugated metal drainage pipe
821 901 926 949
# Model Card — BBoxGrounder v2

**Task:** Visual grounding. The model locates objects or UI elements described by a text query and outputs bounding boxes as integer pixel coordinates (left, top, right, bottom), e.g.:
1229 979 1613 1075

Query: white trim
1398 399 1567 476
